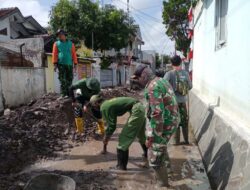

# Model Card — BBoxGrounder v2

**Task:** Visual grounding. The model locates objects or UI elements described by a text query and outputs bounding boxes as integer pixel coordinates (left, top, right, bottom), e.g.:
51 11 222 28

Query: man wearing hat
69 78 103 135
52 29 78 96
132 65 180 187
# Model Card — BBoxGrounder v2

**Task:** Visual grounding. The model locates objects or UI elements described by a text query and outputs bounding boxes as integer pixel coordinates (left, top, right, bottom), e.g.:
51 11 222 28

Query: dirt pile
0 94 75 175
101 86 141 100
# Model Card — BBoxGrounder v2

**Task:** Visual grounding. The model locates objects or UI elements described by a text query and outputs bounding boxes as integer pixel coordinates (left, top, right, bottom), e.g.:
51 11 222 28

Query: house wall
193 0 250 127
191 1 250 189
1 67 46 107
0 38 44 67
0 17 11 41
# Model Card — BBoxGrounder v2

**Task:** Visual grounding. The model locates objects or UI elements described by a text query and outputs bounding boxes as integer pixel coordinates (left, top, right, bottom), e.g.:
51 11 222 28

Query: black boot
182 126 189 144
141 144 148 158
123 149 129 170
116 149 128 170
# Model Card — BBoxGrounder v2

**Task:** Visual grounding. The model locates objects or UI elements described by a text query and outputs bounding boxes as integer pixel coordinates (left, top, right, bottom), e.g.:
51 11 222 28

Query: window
215 0 228 49
0 28 7 36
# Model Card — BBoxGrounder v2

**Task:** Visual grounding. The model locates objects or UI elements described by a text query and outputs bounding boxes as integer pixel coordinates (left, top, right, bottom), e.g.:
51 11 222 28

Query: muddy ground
0 87 211 190
0 87 139 189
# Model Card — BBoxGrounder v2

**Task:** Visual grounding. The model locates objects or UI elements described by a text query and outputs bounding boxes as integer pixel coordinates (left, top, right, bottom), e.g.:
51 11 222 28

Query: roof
0 7 18 19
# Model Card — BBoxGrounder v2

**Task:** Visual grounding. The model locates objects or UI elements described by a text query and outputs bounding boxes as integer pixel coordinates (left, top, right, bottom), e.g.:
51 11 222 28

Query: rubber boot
116 149 128 170
140 144 149 168
75 117 84 133
97 119 105 135
123 149 129 170
153 166 169 187
141 144 148 158
174 127 180 145
182 126 189 144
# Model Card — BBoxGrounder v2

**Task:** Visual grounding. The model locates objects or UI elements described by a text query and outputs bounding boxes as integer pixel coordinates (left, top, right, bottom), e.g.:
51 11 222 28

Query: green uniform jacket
70 79 100 102
145 77 180 145
101 97 138 136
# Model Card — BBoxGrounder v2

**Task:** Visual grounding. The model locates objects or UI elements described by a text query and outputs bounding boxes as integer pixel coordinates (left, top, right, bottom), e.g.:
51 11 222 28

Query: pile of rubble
101 86 141 100
0 87 141 189
0 94 75 175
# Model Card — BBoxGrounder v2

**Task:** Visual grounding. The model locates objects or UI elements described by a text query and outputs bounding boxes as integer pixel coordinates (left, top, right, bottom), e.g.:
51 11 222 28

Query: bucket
24 173 76 190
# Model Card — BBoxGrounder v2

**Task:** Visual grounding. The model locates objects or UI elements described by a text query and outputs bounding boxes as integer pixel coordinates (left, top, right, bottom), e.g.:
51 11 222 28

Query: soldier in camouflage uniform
164 55 192 144
132 65 180 187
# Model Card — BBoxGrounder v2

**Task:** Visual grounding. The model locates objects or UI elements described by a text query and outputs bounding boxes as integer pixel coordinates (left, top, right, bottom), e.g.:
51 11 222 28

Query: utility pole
127 0 130 24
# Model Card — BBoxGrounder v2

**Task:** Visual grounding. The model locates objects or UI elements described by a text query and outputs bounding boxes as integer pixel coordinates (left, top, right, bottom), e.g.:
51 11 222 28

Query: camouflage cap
86 78 100 91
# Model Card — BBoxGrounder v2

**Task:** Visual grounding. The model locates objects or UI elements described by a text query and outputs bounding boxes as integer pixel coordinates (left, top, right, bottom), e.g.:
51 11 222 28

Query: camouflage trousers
174 103 189 144
148 144 169 186
58 64 73 96
117 102 146 151
148 144 170 167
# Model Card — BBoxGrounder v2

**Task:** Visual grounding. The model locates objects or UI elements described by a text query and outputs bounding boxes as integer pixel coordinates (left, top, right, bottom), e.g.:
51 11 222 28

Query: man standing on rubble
69 78 104 135
52 29 78 96
89 95 148 170
164 55 192 145
132 65 180 187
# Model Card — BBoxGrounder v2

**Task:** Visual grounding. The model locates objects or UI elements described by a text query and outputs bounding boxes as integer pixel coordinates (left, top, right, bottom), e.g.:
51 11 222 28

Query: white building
0 7 46 41
142 50 156 72
190 0 250 189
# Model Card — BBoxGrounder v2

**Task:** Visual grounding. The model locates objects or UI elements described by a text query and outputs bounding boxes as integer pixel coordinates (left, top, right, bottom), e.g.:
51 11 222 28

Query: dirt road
22 113 211 190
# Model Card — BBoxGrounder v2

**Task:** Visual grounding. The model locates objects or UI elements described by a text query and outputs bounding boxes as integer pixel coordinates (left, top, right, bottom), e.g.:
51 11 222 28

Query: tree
49 0 80 42
49 0 134 52
155 53 171 68
162 0 197 53
155 53 161 68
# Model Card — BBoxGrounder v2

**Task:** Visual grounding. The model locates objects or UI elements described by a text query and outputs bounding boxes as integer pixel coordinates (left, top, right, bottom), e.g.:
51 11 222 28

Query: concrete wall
0 38 44 67
1 67 46 107
193 0 250 127
191 1 250 189
190 91 250 190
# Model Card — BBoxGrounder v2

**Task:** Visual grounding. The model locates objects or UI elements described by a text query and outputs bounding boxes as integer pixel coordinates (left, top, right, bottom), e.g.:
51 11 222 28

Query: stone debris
0 87 139 190
101 86 140 100
0 93 75 176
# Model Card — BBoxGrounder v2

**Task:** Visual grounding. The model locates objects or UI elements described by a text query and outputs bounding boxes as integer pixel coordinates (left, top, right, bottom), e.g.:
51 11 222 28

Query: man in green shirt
69 78 103 135
90 96 147 170
52 29 78 96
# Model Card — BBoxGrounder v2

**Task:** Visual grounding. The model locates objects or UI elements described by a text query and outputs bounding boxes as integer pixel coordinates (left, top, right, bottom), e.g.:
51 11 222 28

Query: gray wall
1 67 46 108
190 91 250 190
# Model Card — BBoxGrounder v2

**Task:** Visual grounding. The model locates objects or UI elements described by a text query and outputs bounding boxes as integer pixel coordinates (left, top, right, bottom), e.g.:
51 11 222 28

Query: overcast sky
0 0 174 54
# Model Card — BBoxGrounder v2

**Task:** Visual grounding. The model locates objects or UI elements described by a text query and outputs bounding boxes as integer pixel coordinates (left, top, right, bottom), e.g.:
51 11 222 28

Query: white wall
1 67 46 107
0 17 10 41
193 0 250 126
0 38 44 67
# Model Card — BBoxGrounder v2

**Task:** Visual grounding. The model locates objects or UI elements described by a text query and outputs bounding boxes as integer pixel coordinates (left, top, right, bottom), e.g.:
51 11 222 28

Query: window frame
215 0 228 50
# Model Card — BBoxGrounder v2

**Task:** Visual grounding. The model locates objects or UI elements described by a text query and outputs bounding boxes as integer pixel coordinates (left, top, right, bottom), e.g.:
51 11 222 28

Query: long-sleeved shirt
145 77 180 144
52 40 78 65
69 78 100 102
101 97 138 136
164 69 192 103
